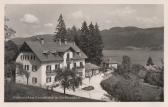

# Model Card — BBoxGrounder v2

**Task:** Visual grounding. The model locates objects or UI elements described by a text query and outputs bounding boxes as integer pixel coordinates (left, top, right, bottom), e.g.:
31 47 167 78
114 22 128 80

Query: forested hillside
101 27 163 50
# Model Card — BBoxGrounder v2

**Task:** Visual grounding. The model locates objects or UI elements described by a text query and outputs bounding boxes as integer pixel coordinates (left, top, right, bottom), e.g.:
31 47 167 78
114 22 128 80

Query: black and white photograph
4 4 164 102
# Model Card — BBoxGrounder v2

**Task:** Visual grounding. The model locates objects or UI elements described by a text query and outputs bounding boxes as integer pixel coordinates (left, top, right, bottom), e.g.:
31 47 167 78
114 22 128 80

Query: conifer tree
146 57 154 66
88 22 97 64
54 14 67 41
78 21 90 58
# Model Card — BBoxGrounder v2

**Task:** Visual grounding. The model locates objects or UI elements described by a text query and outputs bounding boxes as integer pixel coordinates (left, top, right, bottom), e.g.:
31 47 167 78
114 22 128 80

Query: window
27 65 29 70
27 55 29 60
46 77 51 83
74 63 76 68
24 65 26 70
77 52 81 56
32 77 37 84
78 72 83 77
67 63 70 69
67 53 70 59
46 65 51 71
21 55 23 60
80 62 83 68
32 65 37 71
55 64 60 69
24 65 29 70
30 55 33 60
33 56 36 60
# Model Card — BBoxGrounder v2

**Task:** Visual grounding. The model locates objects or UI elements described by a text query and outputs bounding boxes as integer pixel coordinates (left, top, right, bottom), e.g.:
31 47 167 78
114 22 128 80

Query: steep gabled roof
85 63 100 70
23 39 87 62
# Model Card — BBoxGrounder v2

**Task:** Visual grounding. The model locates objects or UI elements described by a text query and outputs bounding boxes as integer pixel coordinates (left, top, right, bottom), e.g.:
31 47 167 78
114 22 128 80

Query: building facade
15 36 87 87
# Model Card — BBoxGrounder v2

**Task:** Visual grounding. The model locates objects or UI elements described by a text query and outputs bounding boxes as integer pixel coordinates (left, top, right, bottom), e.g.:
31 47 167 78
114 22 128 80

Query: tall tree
78 22 104 65
66 25 79 42
94 23 103 65
88 22 96 63
122 55 131 73
88 22 103 65
54 14 67 41
78 21 90 58
146 57 154 66
4 17 16 41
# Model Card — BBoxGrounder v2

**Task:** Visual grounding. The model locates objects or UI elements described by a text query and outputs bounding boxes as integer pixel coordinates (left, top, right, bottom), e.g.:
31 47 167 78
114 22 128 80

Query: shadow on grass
4 81 104 102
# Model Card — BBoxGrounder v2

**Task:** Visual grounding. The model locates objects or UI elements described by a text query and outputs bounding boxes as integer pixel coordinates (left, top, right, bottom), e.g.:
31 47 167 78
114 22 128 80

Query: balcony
72 66 84 70
66 58 73 63
46 70 58 76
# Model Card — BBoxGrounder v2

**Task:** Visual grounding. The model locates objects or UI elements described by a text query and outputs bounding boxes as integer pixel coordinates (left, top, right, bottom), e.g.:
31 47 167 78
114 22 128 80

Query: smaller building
85 63 100 78
103 57 119 69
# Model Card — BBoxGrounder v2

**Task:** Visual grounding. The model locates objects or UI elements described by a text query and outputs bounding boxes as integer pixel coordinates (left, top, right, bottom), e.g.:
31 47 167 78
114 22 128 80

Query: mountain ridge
10 26 164 50
101 26 164 50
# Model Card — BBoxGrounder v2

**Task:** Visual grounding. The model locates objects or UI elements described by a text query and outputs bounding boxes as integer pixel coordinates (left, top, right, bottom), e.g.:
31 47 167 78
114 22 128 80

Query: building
85 63 100 78
103 56 118 69
15 36 87 87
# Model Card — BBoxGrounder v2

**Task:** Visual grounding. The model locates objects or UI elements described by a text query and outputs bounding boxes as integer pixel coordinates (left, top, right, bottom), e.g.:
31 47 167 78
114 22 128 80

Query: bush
100 74 163 101
144 71 163 87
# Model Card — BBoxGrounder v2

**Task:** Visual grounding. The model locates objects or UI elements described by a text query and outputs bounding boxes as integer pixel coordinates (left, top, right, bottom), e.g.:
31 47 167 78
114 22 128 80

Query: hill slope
11 27 164 50
101 27 164 50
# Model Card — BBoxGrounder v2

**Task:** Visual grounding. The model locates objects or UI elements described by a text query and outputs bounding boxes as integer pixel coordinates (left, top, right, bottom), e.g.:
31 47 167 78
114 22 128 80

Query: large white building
15 35 87 87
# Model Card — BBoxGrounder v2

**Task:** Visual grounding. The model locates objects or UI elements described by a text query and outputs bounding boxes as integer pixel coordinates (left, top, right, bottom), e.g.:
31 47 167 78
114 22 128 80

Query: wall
15 52 42 86
40 61 63 87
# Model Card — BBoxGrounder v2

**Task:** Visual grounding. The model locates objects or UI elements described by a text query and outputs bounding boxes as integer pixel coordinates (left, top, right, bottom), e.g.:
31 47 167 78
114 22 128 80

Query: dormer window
42 50 49 56
58 52 63 57
77 52 81 57
50 50 58 56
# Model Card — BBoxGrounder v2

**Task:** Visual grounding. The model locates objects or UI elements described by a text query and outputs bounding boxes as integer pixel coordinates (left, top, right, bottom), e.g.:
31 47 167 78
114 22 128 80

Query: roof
20 35 87 62
103 57 119 64
85 63 100 70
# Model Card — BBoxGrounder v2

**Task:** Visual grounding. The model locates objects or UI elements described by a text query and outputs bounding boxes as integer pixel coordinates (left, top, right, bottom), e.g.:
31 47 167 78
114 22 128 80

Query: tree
66 25 79 42
146 57 154 66
54 14 67 41
5 40 19 82
79 22 104 65
122 55 131 73
55 68 82 95
16 63 30 85
4 17 16 41
93 23 103 65
78 21 90 58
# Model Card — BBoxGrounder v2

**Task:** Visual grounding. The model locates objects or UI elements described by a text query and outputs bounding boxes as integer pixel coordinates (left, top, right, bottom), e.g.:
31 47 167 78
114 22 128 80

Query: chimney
40 38 44 45
59 38 61 45
64 39 67 45
73 41 76 46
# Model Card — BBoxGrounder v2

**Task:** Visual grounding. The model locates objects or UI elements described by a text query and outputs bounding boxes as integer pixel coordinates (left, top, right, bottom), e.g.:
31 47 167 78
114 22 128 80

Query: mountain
11 34 55 48
11 26 164 50
101 26 164 50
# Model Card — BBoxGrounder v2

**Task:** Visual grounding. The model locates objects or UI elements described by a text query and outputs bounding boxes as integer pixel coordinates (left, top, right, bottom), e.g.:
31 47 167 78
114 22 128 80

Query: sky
5 4 163 38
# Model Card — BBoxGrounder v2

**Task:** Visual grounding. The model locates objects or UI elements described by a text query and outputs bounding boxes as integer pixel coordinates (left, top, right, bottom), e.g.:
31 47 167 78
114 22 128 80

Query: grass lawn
4 82 104 102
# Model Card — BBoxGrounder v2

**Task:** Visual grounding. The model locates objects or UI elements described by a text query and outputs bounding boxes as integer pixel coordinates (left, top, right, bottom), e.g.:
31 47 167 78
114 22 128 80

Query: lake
103 50 164 66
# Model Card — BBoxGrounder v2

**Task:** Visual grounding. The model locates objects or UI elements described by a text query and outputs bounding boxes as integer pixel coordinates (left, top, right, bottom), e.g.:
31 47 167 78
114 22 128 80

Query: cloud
20 13 39 24
71 10 90 19
108 6 136 16
105 20 112 24
121 6 136 15
44 23 53 27
72 10 84 19
136 16 161 27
